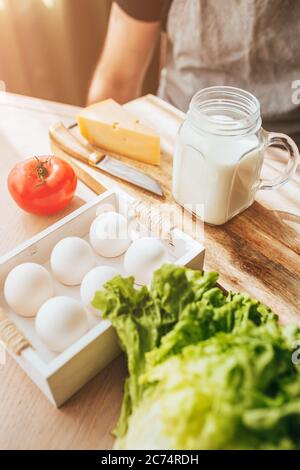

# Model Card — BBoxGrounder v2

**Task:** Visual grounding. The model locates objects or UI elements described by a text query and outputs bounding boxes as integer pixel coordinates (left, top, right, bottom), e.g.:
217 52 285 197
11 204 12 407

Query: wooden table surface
0 92 299 450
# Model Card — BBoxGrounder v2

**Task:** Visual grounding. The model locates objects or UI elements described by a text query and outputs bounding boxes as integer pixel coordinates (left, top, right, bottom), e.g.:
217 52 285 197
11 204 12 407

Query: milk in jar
172 87 265 225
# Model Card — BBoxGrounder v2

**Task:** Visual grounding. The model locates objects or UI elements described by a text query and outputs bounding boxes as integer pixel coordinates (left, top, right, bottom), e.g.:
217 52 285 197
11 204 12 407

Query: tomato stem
35 156 50 185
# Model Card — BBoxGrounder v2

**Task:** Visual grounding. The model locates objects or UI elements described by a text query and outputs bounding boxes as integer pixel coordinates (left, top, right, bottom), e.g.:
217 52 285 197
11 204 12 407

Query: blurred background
0 0 161 105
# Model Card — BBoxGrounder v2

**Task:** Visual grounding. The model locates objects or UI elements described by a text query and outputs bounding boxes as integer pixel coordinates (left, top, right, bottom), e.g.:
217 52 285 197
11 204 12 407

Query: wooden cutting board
51 93 300 324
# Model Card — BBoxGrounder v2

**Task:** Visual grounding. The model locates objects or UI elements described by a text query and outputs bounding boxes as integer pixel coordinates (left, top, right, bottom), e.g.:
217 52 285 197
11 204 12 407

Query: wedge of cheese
77 99 160 165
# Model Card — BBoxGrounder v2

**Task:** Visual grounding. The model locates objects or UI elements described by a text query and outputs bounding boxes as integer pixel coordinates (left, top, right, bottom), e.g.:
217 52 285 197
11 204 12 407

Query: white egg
80 265 119 316
50 236 95 286
36 296 89 353
89 211 131 258
4 263 54 317
124 237 168 285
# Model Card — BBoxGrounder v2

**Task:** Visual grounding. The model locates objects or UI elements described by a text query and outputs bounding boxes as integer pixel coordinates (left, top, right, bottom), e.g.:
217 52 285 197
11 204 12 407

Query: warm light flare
42 0 55 8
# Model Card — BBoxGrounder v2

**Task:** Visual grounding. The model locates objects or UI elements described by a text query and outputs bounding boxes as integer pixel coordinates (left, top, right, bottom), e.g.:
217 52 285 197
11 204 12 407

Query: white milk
172 117 264 225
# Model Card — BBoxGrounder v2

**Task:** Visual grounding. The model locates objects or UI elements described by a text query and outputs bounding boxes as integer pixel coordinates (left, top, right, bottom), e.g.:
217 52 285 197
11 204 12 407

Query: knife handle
49 122 104 166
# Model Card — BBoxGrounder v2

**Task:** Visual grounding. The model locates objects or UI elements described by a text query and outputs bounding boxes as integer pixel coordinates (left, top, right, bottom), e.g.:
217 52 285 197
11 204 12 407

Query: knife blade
49 122 164 197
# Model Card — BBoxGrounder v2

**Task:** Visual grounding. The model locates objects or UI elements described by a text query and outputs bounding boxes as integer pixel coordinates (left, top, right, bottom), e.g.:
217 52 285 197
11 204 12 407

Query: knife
49 122 164 197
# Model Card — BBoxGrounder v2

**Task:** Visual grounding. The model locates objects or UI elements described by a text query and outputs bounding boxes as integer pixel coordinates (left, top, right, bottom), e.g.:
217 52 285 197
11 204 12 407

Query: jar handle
259 130 299 190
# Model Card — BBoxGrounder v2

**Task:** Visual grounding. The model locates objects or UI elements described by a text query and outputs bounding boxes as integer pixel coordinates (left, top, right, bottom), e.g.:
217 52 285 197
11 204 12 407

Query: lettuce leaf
92 275 159 435
92 264 300 449
92 266 218 435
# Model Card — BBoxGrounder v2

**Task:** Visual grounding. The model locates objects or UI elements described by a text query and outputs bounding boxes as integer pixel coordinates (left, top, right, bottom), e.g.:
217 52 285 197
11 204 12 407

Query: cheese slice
77 99 160 165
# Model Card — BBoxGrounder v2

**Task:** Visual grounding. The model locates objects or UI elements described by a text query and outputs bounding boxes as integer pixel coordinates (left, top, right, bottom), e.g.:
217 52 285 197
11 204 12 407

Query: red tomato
8 156 77 215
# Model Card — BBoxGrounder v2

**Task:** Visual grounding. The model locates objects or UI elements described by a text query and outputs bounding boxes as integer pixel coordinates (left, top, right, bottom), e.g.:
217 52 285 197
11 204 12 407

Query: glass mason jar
172 86 299 225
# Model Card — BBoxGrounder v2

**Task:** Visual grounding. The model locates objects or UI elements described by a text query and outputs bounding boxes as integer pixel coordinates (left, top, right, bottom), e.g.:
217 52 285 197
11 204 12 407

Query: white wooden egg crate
0 189 205 406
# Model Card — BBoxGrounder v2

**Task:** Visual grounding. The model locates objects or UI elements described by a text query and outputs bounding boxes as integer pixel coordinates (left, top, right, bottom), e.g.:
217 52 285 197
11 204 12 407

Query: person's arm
87 3 161 105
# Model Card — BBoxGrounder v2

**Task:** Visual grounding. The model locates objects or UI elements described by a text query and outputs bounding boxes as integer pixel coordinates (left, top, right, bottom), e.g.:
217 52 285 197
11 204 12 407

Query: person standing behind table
87 0 300 147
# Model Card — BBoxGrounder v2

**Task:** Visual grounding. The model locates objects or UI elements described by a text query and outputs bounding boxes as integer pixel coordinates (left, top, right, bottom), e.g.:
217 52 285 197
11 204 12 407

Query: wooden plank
0 92 299 451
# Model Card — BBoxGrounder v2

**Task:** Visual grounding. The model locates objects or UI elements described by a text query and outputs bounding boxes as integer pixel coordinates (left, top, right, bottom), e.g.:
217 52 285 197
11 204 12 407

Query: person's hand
87 3 161 105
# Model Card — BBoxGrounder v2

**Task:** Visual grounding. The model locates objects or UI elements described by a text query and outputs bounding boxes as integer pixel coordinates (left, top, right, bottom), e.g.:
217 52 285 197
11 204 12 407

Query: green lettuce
92 264 300 450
